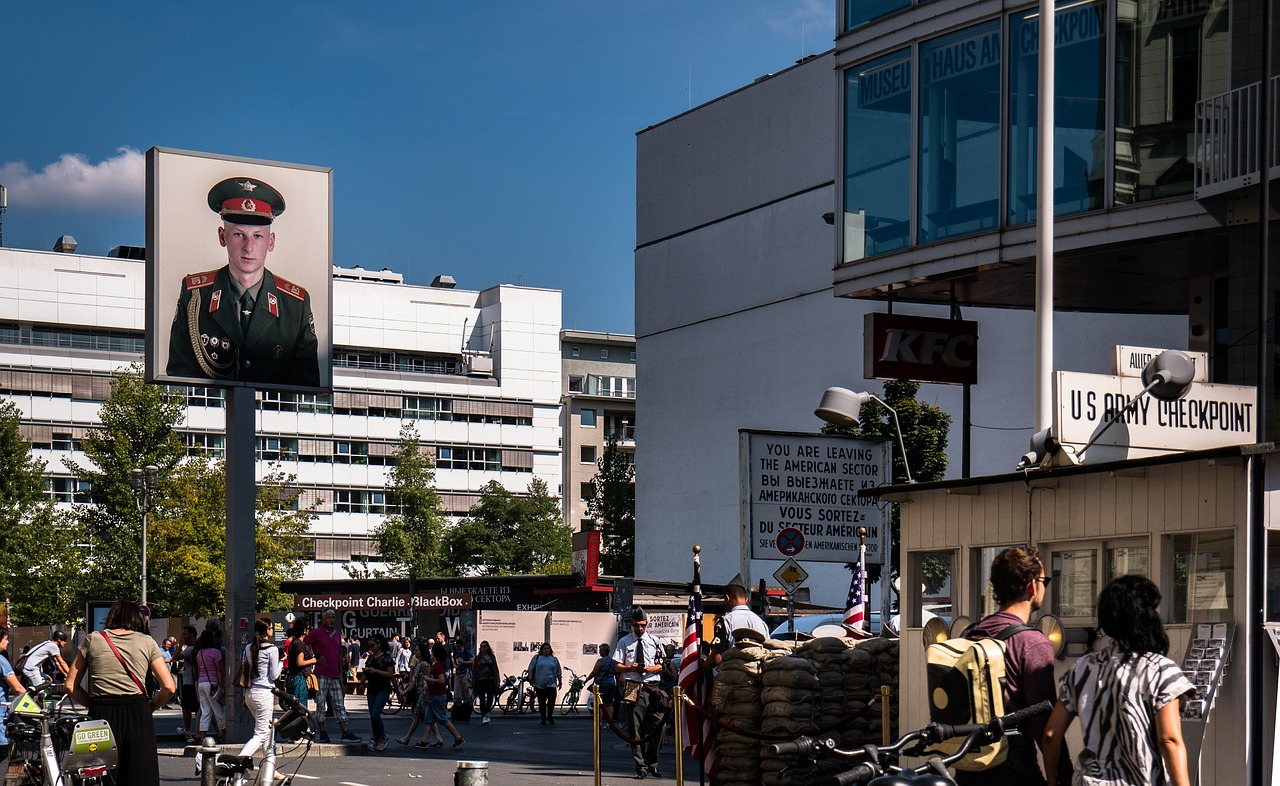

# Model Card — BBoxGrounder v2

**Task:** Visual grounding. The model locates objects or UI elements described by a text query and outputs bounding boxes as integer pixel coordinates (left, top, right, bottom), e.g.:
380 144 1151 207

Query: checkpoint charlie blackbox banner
742 430 891 564
145 147 333 392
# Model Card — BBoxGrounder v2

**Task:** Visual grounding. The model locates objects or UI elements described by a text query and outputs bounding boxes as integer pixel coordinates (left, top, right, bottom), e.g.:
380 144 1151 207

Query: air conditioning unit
464 356 494 377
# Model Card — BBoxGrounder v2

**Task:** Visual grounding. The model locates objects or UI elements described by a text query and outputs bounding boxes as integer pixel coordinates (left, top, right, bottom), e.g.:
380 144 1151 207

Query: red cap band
220 197 275 220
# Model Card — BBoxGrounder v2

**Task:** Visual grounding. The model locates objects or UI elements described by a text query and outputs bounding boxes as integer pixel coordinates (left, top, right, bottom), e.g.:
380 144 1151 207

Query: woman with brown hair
237 619 282 761
65 600 175 786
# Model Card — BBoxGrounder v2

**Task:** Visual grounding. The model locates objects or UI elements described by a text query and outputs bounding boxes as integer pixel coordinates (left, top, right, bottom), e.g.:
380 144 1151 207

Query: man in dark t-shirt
958 547 1069 786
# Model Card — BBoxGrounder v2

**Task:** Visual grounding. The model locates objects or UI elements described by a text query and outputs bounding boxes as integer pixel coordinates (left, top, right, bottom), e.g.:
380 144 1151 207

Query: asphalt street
154 696 703 785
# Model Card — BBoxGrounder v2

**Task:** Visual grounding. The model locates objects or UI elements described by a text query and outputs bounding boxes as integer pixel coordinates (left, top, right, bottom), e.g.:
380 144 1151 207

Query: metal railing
1195 82 1261 198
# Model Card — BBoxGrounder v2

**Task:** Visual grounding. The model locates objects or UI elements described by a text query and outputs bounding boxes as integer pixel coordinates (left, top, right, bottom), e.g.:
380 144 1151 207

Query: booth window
909 550 956 627
974 545 1023 618
1050 547 1098 619
1171 531 1234 624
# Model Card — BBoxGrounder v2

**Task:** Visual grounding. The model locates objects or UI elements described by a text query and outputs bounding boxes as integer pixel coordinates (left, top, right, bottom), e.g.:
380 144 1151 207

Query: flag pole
858 526 868 637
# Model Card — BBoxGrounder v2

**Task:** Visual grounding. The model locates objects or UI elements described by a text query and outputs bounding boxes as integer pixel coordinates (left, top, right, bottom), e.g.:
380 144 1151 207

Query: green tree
0 401 85 624
148 460 314 615
443 479 571 576
822 379 951 590
586 434 635 575
355 424 448 579
63 366 187 607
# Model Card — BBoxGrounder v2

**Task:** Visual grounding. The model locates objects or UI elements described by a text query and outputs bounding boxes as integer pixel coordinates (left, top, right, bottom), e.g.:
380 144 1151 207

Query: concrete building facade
559 329 635 533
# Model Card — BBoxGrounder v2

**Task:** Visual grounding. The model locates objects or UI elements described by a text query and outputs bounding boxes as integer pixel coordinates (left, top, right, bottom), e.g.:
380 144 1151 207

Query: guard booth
874 443 1280 785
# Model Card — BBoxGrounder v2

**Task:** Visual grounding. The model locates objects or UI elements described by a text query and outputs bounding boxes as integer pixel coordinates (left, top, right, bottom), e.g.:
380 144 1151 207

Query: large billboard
145 147 333 392
741 430 891 564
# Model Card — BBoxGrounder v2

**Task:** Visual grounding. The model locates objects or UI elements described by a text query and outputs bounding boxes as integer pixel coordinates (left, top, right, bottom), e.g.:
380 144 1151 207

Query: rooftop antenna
0 182 7 248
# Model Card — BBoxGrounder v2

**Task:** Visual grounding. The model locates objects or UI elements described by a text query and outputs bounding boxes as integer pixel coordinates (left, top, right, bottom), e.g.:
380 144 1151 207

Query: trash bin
455 760 489 786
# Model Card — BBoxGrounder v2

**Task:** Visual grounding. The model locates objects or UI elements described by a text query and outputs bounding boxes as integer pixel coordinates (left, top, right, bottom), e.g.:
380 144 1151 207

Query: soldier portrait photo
166 176 321 387
147 147 331 392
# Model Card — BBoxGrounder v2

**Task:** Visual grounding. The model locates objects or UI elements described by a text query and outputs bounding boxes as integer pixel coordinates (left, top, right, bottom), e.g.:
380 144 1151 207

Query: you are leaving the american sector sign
742 431 890 564
1054 371 1256 459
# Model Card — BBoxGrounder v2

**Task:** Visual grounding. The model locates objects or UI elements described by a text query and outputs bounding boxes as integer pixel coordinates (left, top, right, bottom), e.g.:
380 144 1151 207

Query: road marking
288 776 319 781
338 782 371 786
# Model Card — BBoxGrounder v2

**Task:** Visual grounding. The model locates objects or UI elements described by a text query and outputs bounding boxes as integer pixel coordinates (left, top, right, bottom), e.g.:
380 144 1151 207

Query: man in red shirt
959 547 1069 786
304 609 361 744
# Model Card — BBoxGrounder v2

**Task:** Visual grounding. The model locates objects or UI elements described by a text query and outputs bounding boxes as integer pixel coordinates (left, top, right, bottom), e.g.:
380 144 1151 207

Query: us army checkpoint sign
742 430 890 564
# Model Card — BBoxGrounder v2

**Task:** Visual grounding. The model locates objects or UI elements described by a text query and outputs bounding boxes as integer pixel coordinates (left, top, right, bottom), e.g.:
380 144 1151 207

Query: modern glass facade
842 0 1230 260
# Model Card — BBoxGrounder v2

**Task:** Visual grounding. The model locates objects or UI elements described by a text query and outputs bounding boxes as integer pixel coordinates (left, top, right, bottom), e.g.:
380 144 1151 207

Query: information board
742 431 890 564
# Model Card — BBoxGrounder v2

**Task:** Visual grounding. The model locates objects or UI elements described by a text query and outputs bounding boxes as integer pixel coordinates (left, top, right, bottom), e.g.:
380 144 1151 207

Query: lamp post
129 465 160 607
814 387 914 483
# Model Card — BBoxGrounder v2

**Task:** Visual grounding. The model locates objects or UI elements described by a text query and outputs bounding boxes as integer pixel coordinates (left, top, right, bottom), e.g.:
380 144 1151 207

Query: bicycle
559 668 585 715
768 701 1052 785
204 686 313 786
5 680 117 786
497 674 533 714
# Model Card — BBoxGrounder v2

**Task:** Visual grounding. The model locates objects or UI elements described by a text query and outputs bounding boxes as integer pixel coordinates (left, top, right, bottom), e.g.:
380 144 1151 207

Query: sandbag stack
759 651 820 786
709 641 777 786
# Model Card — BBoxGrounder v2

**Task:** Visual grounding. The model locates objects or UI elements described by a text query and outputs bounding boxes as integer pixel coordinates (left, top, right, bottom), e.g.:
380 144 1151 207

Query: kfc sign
864 313 978 385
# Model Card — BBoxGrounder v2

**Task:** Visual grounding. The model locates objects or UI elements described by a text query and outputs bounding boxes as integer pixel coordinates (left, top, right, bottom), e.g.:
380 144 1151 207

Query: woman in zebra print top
1043 575 1195 786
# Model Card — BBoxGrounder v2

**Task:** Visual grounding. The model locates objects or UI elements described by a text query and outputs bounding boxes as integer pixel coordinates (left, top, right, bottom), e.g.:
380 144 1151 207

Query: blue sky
1 3 834 333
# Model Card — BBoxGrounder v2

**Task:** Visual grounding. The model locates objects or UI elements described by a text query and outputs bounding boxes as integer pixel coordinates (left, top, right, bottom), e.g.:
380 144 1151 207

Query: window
183 386 226 408
334 441 369 464
844 48 912 260
45 477 90 503
1049 547 1098 619
1114 0 1228 203
1171 531 1234 624
581 519 596 530
332 349 457 375
571 347 580 357
51 433 78 452
580 409 596 428
909 550 955 627
404 396 452 420
312 537 376 563
845 0 910 32
918 22 1002 244
257 437 299 460
437 446 501 471
568 376 584 393
629 351 636 362
1007 0 1107 225
184 432 225 457
580 482 594 501
974 545 1023 618
600 349 609 359
581 446 597 463
333 490 393 515
597 376 636 399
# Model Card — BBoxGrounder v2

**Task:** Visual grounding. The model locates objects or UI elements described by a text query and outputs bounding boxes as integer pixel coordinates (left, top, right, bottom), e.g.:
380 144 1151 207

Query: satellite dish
1037 613 1066 659
922 617 949 648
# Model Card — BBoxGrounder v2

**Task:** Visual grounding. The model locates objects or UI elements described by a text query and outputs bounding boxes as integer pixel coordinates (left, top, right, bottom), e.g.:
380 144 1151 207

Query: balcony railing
1195 81 1261 199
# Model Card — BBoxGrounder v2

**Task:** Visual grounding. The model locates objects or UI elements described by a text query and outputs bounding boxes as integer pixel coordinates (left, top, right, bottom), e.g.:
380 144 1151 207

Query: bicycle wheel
499 687 520 714
384 688 403 715
560 687 580 715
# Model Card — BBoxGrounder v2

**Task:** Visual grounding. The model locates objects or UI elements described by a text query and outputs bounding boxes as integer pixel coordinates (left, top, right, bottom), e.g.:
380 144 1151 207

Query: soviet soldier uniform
168 266 319 387
165 175 321 388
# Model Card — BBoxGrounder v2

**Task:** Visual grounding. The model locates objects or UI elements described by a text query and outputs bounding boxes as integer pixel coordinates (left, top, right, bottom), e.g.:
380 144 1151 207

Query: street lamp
129 465 160 607
814 387 914 483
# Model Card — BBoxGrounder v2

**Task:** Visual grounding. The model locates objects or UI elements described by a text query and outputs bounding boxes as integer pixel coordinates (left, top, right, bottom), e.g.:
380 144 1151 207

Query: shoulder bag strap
99 631 148 695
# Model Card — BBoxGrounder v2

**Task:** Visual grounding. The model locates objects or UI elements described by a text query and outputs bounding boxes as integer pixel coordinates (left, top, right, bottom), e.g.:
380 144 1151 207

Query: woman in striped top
1043 575 1195 786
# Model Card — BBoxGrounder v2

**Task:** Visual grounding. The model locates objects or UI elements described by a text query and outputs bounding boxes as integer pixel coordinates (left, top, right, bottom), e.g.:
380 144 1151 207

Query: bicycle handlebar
271 686 308 716
925 700 1053 746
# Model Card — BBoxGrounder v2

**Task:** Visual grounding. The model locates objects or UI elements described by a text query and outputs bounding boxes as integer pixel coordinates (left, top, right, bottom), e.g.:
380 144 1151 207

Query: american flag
679 552 716 774
843 540 868 636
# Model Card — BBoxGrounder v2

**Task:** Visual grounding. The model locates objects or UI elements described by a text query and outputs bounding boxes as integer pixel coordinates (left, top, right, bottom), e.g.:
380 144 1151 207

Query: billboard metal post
225 386 257 743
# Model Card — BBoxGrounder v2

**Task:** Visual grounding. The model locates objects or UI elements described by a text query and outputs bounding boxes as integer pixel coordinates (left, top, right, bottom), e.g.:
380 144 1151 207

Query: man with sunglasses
959 547 1068 786
614 607 667 779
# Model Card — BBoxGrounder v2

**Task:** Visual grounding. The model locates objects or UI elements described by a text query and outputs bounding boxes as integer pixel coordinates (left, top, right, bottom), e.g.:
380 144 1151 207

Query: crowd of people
0 564 1204 786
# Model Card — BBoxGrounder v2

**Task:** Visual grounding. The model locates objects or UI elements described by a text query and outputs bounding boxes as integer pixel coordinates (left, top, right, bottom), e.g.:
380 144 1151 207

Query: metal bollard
198 735 220 786
455 760 489 786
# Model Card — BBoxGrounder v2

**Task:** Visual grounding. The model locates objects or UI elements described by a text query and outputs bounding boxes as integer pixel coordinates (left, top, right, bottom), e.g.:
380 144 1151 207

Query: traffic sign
776 527 805 557
773 558 809 596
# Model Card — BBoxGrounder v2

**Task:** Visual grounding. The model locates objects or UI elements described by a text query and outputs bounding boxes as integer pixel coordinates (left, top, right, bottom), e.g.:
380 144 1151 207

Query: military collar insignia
209 290 222 312
267 292 279 318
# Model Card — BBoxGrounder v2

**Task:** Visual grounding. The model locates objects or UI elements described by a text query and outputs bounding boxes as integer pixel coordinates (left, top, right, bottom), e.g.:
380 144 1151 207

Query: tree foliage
0 400 85 624
63 365 188 608
443 479 571 576
586 434 635 575
356 424 448 579
823 379 951 590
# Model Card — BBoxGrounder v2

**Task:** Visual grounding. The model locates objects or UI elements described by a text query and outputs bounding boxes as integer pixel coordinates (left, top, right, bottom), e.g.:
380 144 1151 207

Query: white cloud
0 147 144 213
